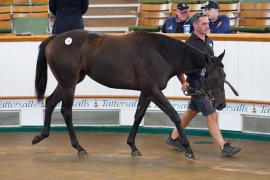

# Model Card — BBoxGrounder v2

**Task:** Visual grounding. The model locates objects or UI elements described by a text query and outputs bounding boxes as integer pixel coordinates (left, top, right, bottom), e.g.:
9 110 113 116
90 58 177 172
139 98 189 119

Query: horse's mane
144 32 206 68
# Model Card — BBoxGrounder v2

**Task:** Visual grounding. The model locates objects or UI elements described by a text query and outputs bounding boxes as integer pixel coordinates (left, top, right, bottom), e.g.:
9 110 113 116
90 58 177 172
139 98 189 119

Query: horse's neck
177 57 203 74
180 45 206 73
168 47 205 74
156 34 205 74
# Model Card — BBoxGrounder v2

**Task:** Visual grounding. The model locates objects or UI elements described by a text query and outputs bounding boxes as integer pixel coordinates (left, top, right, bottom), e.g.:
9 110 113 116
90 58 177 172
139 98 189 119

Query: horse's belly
91 75 139 90
87 64 139 91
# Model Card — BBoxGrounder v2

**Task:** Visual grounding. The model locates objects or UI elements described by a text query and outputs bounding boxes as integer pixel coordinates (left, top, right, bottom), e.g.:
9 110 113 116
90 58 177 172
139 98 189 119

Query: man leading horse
32 22 238 160
166 12 241 157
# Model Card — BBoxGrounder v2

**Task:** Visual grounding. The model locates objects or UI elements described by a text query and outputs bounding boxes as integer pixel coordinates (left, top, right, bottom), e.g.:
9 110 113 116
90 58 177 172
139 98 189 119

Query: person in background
203 1 230 33
162 3 193 33
165 12 241 157
49 0 89 34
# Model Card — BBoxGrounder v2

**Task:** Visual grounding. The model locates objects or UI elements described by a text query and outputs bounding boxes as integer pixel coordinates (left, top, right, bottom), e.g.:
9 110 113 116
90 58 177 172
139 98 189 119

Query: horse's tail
35 35 55 102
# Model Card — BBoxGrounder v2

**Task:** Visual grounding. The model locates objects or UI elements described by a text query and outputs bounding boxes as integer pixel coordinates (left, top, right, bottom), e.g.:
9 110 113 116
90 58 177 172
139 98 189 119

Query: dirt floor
0 132 269 180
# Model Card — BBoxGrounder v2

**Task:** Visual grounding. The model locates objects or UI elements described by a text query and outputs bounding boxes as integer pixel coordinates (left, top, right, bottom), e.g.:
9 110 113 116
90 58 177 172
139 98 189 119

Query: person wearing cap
165 12 241 157
49 0 89 34
162 3 193 33
203 1 230 33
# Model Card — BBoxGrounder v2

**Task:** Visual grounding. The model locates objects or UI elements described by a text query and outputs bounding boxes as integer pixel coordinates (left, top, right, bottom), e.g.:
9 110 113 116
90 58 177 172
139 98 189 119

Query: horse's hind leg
150 89 194 160
32 73 86 145
32 85 62 145
127 93 151 156
61 85 87 157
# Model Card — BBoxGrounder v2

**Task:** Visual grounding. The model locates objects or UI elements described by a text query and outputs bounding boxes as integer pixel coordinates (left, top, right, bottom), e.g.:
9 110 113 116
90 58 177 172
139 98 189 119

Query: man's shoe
165 135 185 151
221 142 241 157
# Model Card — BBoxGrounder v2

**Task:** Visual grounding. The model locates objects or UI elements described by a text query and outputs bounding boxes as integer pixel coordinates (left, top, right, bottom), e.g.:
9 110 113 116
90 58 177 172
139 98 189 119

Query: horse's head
201 50 238 110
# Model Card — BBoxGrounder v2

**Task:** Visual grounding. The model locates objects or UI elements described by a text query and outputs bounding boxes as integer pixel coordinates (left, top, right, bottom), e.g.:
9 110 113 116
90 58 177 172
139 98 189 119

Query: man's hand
178 74 189 92
181 81 189 91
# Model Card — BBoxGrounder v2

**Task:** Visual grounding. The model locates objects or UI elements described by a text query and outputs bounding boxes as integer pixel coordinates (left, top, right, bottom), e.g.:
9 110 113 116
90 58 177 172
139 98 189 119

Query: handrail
1 33 270 42
0 35 48 42
169 33 270 42
0 95 269 105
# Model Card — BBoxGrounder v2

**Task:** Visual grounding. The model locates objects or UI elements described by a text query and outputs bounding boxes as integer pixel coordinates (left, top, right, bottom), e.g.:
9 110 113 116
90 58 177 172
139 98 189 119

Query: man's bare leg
207 112 225 148
171 109 198 139
170 110 225 146
207 112 241 156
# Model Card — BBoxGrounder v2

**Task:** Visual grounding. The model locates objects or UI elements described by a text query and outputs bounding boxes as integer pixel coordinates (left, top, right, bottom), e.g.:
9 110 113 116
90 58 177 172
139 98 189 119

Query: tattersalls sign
0 97 269 132
0 98 269 116
0 100 37 109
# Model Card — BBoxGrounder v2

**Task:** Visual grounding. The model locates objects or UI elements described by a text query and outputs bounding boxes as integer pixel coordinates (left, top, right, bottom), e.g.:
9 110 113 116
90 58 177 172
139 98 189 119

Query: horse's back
84 31 174 90
47 29 89 51
45 30 174 90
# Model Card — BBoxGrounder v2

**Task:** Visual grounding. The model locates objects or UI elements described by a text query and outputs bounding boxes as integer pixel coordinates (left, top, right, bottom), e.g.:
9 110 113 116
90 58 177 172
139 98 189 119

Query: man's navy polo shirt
185 33 214 82
209 15 230 34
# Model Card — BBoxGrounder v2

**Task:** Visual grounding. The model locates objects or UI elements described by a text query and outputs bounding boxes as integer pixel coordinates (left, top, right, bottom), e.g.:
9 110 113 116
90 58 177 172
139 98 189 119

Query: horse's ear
218 50 225 61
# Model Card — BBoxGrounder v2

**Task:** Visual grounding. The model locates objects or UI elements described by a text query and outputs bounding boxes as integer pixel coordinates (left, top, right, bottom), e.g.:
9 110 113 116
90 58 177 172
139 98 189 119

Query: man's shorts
188 95 216 116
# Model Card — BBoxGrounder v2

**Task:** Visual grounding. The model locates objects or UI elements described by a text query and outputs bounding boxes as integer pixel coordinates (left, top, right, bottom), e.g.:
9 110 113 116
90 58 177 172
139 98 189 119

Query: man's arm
178 74 189 91
81 0 89 15
215 16 230 33
161 19 167 33
49 0 57 15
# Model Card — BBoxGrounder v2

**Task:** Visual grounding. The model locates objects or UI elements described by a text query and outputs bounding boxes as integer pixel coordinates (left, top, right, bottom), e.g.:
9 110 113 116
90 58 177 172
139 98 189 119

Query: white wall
0 40 270 131
1 41 270 100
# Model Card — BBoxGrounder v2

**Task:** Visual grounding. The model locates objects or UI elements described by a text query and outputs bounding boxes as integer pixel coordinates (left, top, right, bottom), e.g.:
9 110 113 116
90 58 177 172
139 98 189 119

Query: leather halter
183 68 216 104
183 68 239 100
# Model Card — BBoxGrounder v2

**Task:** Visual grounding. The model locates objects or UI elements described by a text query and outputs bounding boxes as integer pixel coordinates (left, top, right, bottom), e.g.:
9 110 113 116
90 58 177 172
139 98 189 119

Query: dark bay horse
33 30 234 160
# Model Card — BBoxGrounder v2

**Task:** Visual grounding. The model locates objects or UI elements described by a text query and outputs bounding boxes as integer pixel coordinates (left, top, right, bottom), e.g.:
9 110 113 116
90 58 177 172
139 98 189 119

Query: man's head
191 12 210 35
203 1 219 22
175 3 190 22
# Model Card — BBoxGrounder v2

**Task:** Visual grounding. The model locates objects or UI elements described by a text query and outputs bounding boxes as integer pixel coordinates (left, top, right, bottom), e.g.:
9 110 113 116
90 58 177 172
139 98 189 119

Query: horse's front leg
127 93 151 156
32 85 62 144
61 86 87 157
151 89 195 160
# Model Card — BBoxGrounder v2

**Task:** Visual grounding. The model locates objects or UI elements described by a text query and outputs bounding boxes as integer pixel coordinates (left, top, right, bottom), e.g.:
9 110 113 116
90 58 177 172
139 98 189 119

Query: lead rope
183 67 215 105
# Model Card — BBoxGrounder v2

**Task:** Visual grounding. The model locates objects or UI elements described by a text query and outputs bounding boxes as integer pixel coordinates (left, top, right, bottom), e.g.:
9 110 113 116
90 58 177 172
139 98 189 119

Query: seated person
203 1 230 33
162 3 193 33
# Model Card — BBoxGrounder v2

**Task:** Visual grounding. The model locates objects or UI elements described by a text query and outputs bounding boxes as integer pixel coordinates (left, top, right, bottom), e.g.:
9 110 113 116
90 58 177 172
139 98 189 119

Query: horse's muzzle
217 102 226 110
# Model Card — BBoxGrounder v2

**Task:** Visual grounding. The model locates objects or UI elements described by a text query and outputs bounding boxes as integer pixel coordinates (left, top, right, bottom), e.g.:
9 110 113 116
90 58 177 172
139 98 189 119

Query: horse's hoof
185 152 195 161
78 150 88 158
32 135 41 145
131 150 142 157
